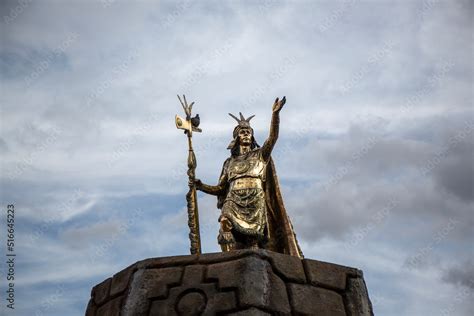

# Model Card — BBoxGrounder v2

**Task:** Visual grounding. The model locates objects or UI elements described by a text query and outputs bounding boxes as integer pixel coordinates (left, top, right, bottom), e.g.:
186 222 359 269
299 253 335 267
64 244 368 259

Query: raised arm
262 96 286 161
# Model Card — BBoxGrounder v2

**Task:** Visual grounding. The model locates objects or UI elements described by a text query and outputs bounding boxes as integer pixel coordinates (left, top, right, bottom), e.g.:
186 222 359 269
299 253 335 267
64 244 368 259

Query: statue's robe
217 148 303 258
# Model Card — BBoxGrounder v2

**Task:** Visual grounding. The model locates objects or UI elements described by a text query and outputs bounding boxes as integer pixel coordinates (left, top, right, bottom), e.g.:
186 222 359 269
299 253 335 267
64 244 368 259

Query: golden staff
175 95 202 254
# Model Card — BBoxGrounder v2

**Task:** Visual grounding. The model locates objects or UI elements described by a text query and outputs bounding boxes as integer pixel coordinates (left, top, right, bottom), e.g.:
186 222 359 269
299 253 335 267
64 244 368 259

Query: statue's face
238 128 252 146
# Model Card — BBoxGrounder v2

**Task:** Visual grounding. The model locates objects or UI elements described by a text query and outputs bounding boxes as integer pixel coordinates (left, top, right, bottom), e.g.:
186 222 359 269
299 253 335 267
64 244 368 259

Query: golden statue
176 96 302 257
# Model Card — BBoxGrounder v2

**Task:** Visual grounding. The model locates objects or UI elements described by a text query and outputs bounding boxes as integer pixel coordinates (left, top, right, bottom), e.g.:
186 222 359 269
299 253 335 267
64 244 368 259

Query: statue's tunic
219 148 268 239
197 109 303 257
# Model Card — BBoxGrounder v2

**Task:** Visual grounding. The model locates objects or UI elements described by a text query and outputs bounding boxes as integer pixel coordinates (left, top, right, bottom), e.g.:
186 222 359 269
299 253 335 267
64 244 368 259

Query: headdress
227 112 259 152
228 112 255 136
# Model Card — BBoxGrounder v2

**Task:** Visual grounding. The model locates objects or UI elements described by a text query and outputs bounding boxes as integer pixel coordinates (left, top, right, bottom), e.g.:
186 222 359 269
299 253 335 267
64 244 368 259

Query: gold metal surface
230 177 262 190
176 95 201 255
191 96 303 258
175 114 191 132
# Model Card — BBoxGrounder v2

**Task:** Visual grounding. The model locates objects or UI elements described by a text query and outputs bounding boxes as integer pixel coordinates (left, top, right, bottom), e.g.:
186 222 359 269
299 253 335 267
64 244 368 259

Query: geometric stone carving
85 249 374 316
207 256 290 313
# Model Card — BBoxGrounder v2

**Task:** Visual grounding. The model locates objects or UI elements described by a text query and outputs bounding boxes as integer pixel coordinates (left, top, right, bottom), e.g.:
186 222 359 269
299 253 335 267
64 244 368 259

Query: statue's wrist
272 112 280 121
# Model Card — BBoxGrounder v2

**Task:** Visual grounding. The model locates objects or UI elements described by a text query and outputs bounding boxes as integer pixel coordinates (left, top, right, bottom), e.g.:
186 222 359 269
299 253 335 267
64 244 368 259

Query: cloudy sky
0 0 473 315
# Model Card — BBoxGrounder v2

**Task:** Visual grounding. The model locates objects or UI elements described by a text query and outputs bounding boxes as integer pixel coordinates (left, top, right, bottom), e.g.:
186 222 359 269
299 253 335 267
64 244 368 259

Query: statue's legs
218 216 262 251
218 216 235 252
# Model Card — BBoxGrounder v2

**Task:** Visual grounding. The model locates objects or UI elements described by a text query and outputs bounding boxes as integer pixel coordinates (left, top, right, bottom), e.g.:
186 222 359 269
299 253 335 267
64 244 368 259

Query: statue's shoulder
222 157 232 167
250 147 263 158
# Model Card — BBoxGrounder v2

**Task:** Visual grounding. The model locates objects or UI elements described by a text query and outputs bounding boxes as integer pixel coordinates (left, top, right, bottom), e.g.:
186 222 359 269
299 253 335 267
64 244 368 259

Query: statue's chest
227 151 266 179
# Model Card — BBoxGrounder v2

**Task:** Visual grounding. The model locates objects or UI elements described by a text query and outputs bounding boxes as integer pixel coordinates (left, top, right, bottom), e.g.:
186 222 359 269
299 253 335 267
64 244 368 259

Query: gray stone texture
288 283 345 316
85 249 373 316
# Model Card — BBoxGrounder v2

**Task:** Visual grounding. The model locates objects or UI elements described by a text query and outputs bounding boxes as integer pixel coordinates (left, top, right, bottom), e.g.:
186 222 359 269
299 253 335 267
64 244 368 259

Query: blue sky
0 0 473 315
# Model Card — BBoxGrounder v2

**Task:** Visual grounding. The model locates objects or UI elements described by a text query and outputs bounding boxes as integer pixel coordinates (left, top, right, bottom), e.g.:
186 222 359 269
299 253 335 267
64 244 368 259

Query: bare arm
195 158 229 196
195 179 226 196
262 96 286 161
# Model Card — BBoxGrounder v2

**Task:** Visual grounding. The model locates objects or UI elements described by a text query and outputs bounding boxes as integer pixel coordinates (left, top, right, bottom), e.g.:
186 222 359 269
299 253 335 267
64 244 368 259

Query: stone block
266 250 306 283
205 291 237 313
110 265 135 296
122 267 183 316
288 283 345 316
345 277 374 316
85 299 96 316
136 254 197 269
93 277 111 305
197 249 256 264
207 255 290 313
182 265 205 285
144 267 183 299
96 295 122 316
148 299 172 316
304 259 355 290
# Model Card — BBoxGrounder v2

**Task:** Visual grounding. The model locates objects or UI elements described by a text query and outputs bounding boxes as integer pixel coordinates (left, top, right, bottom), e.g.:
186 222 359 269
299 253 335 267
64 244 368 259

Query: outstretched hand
272 96 286 113
192 178 203 190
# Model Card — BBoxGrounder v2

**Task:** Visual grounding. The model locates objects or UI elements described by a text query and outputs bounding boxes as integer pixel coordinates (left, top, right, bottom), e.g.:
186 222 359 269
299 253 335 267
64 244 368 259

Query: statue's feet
218 230 236 252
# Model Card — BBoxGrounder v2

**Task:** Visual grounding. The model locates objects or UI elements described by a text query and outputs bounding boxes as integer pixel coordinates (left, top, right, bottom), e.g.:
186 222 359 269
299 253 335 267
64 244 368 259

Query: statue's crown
228 112 255 129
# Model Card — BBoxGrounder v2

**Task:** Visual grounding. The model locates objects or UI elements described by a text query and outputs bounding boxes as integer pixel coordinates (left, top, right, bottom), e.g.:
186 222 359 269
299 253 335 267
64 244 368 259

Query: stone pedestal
85 249 373 315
